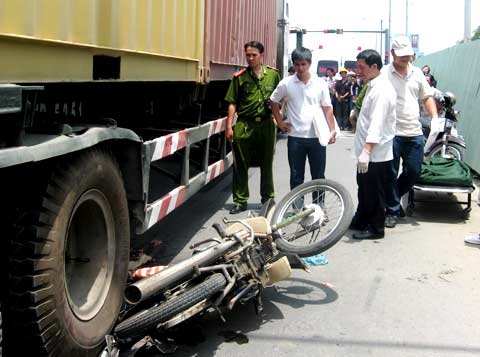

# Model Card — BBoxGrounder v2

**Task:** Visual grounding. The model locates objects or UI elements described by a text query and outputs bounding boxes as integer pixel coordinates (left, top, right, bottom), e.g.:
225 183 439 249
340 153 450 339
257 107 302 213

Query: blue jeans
386 135 425 216
287 136 326 189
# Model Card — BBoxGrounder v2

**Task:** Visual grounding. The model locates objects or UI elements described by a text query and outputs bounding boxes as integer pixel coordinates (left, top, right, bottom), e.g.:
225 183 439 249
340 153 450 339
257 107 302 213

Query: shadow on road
265 277 339 308
404 190 472 223
152 276 339 357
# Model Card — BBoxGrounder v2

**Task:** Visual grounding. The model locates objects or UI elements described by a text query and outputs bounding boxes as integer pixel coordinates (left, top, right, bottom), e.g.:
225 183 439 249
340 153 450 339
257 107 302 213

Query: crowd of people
224 37 478 245
323 67 367 132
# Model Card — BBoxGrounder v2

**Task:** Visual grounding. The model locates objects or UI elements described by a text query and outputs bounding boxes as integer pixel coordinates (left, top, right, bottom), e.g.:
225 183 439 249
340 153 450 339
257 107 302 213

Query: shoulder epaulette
234 68 247 77
266 65 278 71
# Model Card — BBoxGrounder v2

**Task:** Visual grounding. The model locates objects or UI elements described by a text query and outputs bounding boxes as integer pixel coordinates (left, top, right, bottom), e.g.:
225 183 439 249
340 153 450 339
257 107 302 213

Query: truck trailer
0 0 289 355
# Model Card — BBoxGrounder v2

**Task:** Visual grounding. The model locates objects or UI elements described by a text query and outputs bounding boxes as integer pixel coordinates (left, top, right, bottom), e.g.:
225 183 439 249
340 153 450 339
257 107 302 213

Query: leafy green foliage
472 25 480 41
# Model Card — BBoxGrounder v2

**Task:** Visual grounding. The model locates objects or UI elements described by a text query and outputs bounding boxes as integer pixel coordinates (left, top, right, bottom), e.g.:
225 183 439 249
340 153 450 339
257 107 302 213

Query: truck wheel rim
64 189 116 321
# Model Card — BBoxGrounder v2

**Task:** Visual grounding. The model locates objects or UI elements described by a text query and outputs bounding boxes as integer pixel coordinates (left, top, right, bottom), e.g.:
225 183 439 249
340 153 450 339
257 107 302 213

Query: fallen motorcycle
103 179 353 355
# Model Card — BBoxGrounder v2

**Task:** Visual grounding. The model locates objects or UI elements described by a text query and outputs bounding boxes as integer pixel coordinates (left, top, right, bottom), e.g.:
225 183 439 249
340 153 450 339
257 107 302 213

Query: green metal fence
415 40 480 173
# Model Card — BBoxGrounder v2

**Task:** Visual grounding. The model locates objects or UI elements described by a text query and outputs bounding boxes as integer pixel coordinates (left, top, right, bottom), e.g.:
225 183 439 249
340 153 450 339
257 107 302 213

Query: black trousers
355 160 391 233
335 100 350 129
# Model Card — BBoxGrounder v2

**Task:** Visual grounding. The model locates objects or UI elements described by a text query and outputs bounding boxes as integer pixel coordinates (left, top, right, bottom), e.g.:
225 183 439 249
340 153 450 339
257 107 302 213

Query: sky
287 0 480 64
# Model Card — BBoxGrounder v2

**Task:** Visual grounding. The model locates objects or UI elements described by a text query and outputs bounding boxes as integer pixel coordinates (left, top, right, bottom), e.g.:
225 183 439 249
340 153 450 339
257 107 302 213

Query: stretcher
406 156 475 217
407 184 474 217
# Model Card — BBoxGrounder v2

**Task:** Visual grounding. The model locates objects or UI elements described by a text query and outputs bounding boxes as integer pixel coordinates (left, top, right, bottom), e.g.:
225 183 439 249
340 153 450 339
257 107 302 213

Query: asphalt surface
139 132 480 357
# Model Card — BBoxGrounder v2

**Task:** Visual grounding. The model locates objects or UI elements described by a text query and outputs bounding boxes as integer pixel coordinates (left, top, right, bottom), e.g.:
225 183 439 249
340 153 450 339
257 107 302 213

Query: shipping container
0 0 205 82
0 0 280 84
205 0 277 80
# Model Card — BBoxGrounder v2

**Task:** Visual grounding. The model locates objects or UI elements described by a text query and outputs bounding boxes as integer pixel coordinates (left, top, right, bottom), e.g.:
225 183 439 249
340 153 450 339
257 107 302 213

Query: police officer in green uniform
224 41 284 214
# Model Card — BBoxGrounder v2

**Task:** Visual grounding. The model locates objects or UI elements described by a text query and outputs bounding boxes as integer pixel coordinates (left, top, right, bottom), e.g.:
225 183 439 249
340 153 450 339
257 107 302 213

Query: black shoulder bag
248 69 272 114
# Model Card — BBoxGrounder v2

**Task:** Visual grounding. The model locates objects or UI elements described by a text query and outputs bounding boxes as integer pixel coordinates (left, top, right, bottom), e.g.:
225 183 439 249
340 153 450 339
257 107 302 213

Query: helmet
339 67 348 73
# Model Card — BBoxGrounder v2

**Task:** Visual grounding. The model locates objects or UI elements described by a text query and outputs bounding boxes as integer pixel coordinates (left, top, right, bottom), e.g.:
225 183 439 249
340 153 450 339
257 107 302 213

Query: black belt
239 115 271 122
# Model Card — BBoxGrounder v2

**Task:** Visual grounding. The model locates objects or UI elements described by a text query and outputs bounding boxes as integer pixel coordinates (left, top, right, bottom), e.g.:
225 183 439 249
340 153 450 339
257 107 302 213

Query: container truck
0 0 289 355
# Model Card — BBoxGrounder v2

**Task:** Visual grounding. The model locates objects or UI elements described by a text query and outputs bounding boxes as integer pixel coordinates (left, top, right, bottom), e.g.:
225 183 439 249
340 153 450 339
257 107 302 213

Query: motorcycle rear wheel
114 273 226 340
271 179 353 257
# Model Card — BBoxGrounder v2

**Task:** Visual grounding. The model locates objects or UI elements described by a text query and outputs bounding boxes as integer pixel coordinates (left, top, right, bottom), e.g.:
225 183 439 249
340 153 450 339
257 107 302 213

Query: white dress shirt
326 76 335 91
383 63 433 137
353 73 397 162
271 74 332 138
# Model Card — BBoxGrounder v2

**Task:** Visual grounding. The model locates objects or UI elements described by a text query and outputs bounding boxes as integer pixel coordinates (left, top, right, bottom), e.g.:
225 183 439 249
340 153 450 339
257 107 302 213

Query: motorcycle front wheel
428 143 465 161
271 179 353 257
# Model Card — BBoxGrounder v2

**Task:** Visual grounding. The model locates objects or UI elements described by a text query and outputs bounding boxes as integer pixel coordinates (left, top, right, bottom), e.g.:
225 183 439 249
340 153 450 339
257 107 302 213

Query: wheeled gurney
406 157 475 217
407 184 474 216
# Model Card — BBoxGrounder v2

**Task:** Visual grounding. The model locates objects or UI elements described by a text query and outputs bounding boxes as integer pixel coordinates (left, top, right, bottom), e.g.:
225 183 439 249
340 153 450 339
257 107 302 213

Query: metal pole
296 31 303 49
380 20 383 60
464 0 471 41
405 0 409 36
388 0 392 63
385 28 390 64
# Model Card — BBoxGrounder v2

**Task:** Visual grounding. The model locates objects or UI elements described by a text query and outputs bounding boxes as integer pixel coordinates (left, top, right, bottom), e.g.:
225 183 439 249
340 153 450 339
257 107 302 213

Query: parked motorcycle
103 179 353 355
423 91 466 160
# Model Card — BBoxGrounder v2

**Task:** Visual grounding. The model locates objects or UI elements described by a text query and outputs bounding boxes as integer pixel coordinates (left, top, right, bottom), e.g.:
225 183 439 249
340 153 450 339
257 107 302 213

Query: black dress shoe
352 230 385 240
229 205 247 214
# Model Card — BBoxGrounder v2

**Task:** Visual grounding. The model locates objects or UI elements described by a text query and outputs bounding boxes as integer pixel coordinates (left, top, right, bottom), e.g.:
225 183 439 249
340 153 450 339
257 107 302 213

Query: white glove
357 148 371 174
425 115 441 153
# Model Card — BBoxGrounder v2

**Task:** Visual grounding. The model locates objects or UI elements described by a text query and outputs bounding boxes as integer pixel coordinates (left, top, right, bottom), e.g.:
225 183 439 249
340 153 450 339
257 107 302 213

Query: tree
457 26 480 44
472 25 480 41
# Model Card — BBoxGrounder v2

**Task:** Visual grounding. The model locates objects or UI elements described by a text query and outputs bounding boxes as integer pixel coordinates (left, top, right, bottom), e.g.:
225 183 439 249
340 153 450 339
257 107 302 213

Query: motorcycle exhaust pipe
125 240 237 305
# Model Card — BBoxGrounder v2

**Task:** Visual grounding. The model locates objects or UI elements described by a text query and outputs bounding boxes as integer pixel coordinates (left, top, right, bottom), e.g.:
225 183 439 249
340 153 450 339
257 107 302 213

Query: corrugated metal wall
415 41 480 173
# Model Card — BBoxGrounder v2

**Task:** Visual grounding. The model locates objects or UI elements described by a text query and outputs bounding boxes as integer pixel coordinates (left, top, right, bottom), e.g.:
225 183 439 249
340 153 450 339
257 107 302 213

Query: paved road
140 132 480 357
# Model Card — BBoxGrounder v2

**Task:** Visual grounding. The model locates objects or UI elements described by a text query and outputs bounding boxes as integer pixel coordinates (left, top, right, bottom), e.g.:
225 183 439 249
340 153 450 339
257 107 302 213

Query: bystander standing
350 49 397 240
326 67 337 114
270 47 336 190
383 36 438 228
422 65 437 87
335 67 351 130
224 41 281 214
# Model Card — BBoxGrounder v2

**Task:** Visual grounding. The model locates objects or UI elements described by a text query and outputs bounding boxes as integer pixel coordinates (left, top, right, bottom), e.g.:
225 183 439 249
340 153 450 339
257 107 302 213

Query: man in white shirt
326 67 337 115
383 36 438 228
270 47 336 189
350 49 397 240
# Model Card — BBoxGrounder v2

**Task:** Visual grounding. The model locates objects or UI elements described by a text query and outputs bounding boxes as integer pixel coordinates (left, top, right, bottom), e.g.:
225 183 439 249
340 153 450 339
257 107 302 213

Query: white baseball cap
392 35 414 56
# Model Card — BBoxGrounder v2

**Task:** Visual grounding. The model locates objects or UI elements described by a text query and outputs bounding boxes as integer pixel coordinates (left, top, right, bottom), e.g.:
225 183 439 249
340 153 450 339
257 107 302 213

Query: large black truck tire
4 149 130 356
